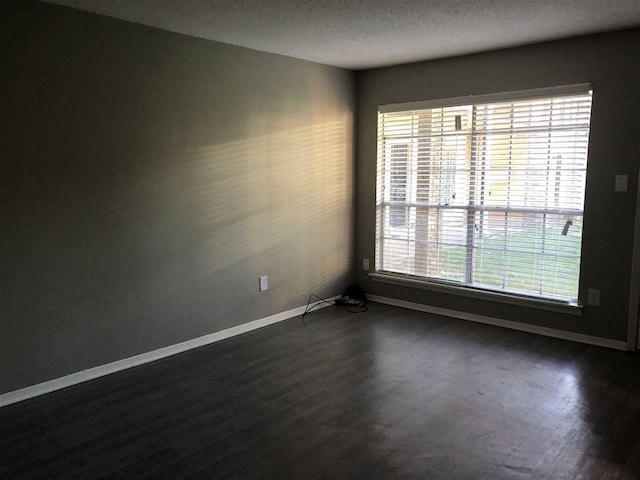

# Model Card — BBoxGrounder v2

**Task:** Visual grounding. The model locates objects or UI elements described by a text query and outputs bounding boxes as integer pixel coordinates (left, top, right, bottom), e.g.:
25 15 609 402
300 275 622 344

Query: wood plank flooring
2 302 640 479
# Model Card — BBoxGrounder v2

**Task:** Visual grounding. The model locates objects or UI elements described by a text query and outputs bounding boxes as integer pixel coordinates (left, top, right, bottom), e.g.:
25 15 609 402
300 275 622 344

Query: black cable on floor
302 293 368 319
345 304 368 314
302 293 336 318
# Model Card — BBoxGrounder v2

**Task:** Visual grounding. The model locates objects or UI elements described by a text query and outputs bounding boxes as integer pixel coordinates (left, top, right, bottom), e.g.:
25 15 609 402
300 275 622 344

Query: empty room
2 0 640 478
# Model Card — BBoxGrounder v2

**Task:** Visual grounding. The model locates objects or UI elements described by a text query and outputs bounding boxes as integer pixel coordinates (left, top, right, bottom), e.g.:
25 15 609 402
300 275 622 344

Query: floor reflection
2 302 640 479
359 307 640 479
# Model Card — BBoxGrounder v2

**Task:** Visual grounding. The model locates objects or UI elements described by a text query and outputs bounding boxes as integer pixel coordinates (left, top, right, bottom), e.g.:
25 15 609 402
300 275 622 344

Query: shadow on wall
96 112 354 334
185 115 352 293
1 0 356 395
1 110 353 393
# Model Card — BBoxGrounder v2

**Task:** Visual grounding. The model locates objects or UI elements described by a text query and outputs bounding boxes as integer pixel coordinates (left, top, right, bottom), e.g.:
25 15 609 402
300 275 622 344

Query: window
376 85 593 303
389 144 410 227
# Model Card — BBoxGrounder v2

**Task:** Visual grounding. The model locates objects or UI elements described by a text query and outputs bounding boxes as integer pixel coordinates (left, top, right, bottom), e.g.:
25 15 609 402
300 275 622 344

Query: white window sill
369 272 583 317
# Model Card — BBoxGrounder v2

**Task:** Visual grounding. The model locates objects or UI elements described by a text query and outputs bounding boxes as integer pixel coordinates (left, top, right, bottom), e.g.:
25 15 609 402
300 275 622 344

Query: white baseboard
0 296 338 408
367 294 627 351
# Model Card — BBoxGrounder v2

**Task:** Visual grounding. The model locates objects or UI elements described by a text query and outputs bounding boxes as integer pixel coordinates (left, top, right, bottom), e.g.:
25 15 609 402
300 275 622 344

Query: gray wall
356 30 640 342
1 3 355 394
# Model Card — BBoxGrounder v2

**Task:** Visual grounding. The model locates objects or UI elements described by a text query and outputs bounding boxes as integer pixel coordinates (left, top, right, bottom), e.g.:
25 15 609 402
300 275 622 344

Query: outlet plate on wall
588 289 600 306
615 174 628 192
259 276 268 292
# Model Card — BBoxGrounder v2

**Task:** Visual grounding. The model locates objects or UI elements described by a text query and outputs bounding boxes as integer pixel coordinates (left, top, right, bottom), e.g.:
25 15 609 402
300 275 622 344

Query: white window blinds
376 86 593 302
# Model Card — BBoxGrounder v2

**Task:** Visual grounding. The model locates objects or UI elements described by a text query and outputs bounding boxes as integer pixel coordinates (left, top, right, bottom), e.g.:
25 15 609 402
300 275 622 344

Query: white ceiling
46 0 640 70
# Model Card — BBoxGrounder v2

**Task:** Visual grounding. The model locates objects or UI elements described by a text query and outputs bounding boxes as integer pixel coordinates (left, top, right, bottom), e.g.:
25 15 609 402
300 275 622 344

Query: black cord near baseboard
302 294 336 318
302 293 368 319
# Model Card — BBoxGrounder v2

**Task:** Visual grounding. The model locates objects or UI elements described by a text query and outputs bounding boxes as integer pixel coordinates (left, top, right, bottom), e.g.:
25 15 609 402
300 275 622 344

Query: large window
376 85 593 303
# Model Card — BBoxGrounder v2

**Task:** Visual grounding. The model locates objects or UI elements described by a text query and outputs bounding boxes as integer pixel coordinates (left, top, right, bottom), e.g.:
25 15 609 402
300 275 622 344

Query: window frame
374 84 593 311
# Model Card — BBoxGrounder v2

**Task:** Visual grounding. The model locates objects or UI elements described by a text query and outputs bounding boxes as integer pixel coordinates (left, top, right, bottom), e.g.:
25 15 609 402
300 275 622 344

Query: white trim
0 297 338 408
627 168 640 350
369 273 582 316
378 83 593 113
367 294 626 351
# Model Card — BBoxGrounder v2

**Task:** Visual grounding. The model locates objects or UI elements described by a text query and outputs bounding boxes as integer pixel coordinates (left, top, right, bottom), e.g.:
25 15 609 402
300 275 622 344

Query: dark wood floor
2 302 640 479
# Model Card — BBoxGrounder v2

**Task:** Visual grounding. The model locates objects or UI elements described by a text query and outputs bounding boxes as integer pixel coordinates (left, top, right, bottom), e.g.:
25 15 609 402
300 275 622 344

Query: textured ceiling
46 0 640 69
